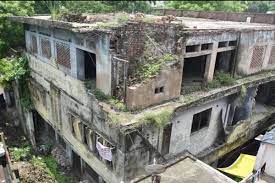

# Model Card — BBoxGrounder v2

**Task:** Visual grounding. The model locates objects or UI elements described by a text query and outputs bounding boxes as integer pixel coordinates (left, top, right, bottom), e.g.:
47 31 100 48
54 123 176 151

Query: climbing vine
0 55 33 110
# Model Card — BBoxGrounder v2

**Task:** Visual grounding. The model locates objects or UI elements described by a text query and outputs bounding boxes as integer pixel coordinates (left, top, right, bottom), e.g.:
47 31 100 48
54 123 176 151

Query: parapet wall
152 9 275 24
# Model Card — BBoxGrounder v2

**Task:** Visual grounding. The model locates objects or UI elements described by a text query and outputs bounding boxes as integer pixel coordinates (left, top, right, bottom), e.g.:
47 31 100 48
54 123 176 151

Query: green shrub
206 71 235 90
142 109 173 128
109 98 127 111
93 88 110 101
10 145 32 161
31 156 73 183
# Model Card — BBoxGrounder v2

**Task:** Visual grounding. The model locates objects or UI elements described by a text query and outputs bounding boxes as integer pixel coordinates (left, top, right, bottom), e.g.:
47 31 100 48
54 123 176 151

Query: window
76 49 96 88
31 35 38 54
55 41 71 69
40 37 52 59
70 114 82 141
182 55 207 85
201 43 213 50
229 40 237 46
218 41 228 48
250 45 266 69
161 124 172 155
155 86 164 94
95 133 114 170
191 108 212 133
81 123 89 146
215 50 235 73
186 45 200 53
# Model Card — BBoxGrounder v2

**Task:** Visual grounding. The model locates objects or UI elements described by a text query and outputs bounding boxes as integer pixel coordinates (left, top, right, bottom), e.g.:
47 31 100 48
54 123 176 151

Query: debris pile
51 145 71 171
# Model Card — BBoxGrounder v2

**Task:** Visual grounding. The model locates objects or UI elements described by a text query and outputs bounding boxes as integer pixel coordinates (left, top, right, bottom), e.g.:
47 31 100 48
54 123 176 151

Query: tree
246 1 269 13
0 1 35 58
165 1 248 12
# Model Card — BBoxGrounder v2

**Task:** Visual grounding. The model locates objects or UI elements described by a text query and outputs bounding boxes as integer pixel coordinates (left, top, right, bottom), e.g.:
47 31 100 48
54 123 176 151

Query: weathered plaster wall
28 55 128 182
236 30 275 75
170 97 228 155
255 143 275 177
26 25 112 95
126 62 182 109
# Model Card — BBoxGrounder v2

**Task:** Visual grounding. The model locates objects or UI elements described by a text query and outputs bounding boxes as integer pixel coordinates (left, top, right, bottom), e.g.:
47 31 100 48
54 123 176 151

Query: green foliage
109 98 127 112
165 1 248 12
93 88 110 101
10 144 32 161
31 155 73 183
38 1 151 16
141 109 173 128
0 56 33 110
206 71 235 90
93 89 127 112
165 1 275 13
0 1 35 57
108 113 120 124
134 53 175 83
117 13 130 24
0 56 29 87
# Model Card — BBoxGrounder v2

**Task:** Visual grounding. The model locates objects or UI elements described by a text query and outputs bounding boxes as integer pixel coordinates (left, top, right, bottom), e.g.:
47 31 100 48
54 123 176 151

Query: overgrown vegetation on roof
130 53 176 84
206 71 236 90
139 108 173 128
93 89 127 112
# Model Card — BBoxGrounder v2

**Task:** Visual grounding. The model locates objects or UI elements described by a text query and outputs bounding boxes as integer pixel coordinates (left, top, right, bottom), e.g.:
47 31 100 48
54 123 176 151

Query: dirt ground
0 107 77 183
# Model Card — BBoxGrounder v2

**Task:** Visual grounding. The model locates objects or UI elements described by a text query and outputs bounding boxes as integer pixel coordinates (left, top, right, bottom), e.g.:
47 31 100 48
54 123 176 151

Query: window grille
31 35 38 54
40 37 51 59
55 41 71 69
250 45 265 69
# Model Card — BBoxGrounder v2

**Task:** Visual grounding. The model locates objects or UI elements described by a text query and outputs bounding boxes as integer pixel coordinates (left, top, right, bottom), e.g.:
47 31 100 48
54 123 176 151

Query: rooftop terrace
9 13 275 33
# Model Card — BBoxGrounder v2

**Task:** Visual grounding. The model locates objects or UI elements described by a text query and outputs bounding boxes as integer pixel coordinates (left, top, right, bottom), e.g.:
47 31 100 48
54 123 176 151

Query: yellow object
218 154 256 179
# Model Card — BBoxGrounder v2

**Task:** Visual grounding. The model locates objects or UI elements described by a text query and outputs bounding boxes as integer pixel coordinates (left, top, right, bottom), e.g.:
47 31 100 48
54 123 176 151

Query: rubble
51 145 71 171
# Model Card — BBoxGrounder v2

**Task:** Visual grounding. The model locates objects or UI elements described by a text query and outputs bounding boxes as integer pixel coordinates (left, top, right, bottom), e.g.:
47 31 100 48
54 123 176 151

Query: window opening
201 43 213 50
186 45 200 53
218 41 228 48
191 108 212 133
229 40 237 46
182 55 207 87
161 123 172 155
155 86 164 94
215 50 235 74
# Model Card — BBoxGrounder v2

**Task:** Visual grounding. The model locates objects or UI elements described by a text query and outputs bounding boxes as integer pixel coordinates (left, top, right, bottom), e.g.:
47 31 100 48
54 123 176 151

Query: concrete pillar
3 89 12 107
80 158 84 175
66 143 73 165
204 42 219 82
70 38 78 78
25 111 37 149
262 42 273 69
55 130 59 144
96 35 112 95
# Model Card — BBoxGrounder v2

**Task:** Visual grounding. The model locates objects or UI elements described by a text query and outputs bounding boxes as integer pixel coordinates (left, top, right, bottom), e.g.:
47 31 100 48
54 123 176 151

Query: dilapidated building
9 10 275 182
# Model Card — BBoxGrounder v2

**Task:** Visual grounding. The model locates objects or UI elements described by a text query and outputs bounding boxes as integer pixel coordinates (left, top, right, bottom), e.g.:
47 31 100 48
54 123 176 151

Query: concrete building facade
9 11 275 182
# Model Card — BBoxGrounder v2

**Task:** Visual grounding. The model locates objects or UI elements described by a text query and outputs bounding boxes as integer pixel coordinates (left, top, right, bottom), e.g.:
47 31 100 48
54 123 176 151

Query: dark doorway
33 110 55 145
182 55 207 86
72 150 82 176
0 94 6 110
161 124 172 155
215 50 235 74
84 51 96 80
